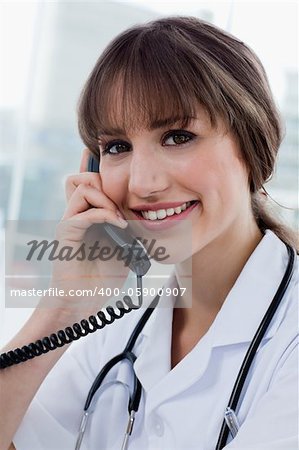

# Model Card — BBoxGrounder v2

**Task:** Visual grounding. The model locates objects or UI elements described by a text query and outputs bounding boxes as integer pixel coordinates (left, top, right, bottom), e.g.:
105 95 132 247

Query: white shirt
13 230 299 450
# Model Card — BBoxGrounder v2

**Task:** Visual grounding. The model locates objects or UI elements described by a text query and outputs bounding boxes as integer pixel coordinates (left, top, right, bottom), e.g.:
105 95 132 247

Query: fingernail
117 218 128 227
116 211 128 227
116 210 125 219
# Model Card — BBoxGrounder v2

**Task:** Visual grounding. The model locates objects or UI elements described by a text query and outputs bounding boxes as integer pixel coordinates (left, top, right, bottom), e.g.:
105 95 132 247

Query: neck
174 219 264 317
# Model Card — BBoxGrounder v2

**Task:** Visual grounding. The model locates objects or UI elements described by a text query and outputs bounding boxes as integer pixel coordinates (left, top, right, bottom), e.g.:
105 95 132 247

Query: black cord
0 276 143 370
215 243 296 449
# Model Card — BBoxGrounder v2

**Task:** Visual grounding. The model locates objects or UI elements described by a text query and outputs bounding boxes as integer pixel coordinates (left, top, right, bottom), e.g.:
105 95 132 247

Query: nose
128 148 169 198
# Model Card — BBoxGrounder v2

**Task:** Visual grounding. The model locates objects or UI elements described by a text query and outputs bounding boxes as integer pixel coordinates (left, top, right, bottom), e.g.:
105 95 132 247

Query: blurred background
0 0 298 345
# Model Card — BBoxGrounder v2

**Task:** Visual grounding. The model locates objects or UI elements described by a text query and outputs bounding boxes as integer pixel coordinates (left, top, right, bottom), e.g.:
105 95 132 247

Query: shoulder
257 248 298 382
277 248 298 337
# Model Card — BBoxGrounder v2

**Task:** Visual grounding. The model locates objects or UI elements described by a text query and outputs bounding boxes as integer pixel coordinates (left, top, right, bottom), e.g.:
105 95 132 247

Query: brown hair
78 15 298 251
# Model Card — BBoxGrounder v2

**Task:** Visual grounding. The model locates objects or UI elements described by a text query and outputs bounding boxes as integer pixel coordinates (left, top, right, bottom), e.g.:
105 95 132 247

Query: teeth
140 201 193 220
156 209 167 219
148 210 158 220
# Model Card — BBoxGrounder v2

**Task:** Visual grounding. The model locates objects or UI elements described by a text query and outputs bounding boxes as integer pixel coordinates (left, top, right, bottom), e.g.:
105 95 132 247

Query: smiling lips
131 200 200 231
137 200 196 220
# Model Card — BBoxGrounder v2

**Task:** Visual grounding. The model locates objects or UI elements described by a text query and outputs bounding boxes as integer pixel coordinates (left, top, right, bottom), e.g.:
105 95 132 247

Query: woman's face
98 107 252 258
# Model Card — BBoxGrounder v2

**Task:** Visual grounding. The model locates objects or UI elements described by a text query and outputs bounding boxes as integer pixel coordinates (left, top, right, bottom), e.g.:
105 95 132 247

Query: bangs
95 71 199 139
78 27 221 157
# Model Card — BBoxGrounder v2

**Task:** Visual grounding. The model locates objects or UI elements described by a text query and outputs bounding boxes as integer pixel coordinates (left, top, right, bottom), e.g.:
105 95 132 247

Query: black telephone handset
0 156 152 369
87 155 151 277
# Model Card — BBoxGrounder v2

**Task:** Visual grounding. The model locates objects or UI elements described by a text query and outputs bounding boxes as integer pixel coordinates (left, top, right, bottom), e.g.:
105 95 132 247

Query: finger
65 172 102 202
63 184 120 220
73 207 128 227
57 207 128 243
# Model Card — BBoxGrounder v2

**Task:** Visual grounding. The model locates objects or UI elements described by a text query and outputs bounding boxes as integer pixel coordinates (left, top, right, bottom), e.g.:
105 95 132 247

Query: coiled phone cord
0 276 143 369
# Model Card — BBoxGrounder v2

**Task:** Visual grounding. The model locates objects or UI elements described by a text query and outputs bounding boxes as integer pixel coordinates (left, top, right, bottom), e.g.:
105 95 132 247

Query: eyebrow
97 116 196 138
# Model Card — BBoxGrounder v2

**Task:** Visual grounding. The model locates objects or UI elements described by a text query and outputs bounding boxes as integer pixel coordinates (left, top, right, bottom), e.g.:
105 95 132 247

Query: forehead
93 71 215 139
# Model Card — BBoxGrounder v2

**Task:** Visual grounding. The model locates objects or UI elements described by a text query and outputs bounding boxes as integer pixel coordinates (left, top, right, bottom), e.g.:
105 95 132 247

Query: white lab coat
13 230 298 450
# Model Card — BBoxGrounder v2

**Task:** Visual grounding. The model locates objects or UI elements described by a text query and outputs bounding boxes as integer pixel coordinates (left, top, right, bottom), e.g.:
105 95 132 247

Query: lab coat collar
133 230 292 393
211 229 291 346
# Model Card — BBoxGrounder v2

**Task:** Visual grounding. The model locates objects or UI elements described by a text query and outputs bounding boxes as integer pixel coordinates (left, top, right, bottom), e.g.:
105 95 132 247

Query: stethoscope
75 242 296 450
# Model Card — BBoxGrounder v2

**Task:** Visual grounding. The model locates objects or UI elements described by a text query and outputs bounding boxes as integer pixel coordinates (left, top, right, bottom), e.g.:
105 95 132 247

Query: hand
44 151 130 315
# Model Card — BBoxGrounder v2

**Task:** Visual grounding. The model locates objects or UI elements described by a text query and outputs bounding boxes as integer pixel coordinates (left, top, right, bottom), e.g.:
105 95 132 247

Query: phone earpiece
88 155 99 173
87 154 151 277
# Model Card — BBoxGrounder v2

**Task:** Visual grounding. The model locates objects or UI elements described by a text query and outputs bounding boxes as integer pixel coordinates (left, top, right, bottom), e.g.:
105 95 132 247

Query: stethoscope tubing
77 243 296 450
83 294 160 412
215 243 296 449
75 295 161 450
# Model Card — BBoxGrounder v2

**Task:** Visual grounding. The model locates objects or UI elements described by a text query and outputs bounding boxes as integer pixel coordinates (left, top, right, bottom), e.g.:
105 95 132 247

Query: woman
1 16 298 450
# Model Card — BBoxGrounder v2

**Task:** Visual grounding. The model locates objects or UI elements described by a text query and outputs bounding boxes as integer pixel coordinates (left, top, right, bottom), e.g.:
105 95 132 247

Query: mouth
131 200 199 221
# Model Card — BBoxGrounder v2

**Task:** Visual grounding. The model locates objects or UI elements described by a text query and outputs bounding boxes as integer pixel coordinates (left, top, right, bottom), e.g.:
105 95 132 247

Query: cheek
193 156 248 206
185 157 223 195
100 170 125 202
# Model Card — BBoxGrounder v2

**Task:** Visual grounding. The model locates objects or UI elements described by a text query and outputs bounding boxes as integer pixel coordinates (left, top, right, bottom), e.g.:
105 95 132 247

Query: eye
100 140 130 156
99 130 195 156
163 130 195 146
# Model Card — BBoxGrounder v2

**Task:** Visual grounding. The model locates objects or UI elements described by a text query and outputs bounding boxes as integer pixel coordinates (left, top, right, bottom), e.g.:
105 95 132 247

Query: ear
79 148 91 173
